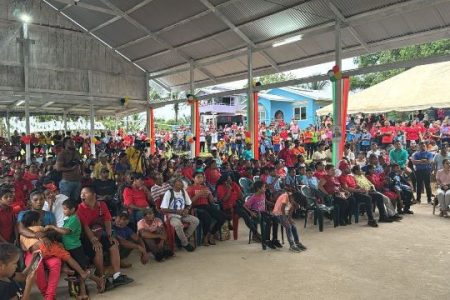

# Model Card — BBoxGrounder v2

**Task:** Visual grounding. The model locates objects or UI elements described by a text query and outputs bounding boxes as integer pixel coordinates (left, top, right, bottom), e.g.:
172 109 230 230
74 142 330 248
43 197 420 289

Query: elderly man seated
436 158 450 217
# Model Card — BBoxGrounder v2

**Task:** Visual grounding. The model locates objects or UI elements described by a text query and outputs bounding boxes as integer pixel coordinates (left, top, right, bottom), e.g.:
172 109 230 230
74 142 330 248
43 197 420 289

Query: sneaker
296 243 307 251
264 240 277 249
183 244 195 252
289 245 301 252
272 240 283 248
112 274 133 288
403 210 414 214
378 217 393 223
391 214 403 221
105 278 114 291
368 220 378 227
154 252 165 262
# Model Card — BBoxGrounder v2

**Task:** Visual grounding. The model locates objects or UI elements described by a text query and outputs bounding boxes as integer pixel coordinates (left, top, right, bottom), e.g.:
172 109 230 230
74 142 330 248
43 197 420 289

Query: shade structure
316 61 450 116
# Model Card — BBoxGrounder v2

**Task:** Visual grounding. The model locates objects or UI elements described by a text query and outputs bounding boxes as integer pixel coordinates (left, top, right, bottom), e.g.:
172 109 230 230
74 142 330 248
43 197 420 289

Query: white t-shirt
160 189 192 218
43 194 69 227
367 149 381 158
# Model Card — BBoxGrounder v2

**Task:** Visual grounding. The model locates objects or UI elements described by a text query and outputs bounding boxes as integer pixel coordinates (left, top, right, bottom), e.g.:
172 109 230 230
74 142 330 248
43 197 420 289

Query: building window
294 106 307 120
258 105 266 123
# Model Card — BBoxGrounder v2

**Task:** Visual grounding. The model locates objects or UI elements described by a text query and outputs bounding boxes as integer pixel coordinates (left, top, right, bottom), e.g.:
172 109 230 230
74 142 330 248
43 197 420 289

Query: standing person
42 181 69 228
412 142 433 204
0 188 16 243
360 128 372 154
56 137 82 202
389 141 409 169
160 178 198 252
380 121 395 148
77 186 133 289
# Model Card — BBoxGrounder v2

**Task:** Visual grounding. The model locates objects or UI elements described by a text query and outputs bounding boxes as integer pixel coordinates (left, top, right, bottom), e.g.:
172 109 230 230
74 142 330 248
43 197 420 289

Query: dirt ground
34 203 450 300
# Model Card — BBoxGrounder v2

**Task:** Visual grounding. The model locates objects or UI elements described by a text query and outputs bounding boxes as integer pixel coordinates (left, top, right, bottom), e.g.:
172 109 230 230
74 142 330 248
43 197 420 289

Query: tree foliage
301 79 329 90
351 39 450 90
255 72 296 85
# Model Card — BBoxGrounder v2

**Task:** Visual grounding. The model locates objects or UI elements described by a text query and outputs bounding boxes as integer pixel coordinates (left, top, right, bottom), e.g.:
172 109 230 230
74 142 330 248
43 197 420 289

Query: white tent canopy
316 61 450 116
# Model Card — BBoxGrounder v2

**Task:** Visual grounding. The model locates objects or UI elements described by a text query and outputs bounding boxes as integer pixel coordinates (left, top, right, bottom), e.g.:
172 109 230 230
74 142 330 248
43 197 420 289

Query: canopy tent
316 61 450 116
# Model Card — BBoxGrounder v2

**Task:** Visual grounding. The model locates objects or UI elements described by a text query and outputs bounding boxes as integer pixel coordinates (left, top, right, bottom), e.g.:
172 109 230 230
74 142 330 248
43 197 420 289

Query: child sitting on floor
19 211 89 280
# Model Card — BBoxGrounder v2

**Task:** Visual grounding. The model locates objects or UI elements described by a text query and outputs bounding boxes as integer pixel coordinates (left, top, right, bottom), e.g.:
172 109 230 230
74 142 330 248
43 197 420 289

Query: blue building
258 87 332 129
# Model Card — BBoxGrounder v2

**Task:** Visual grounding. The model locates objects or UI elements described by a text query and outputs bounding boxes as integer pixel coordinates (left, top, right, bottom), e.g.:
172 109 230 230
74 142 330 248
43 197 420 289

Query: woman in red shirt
204 160 221 189
187 172 227 246
318 165 350 226
216 175 242 212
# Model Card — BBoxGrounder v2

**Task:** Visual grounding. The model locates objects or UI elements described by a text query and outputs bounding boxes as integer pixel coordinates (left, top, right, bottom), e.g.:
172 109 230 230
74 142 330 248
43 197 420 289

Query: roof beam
97 0 217 84
148 0 447 81
198 0 280 72
328 1 369 52
115 0 239 50
48 0 117 15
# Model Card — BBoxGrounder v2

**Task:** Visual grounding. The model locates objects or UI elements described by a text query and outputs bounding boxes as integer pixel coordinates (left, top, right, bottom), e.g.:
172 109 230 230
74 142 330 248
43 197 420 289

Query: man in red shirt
380 121 394 148
278 141 294 168
0 189 16 243
78 186 133 287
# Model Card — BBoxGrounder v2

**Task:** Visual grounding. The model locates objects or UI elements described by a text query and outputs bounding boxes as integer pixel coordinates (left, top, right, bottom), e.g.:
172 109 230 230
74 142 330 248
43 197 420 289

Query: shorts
81 231 115 260
68 246 89 270
40 242 71 262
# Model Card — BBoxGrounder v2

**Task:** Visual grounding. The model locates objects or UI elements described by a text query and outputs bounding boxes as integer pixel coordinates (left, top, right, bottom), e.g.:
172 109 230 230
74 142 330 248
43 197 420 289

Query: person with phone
0 243 36 300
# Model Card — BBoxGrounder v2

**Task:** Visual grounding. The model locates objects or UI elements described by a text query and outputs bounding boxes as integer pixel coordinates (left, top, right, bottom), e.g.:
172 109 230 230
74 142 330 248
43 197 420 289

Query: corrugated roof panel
354 22 389 43
128 0 207 32
158 13 229 47
401 8 446 33
195 69 209 81
203 57 246 77
82 0 111 10
264 43 307 64
95 18 147 48
240 2 332 43
178 31 245 60
140 52 187 72
45 0 67 10
434 1 450 24
333 0 403 17
219 0 282 25
252 52 272 69
159 71 190 88
120 38 168 61
109 0 143 12
64 5 113 30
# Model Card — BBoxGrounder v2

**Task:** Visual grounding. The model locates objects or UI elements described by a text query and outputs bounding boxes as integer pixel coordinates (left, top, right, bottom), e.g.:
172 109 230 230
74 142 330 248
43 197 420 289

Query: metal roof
38 0 450 96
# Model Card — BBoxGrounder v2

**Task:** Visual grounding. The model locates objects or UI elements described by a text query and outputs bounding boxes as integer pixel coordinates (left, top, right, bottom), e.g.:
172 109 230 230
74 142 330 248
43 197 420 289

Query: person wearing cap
43 180 69 227
412 141 433 204
93 152 114 180
92 167 118 216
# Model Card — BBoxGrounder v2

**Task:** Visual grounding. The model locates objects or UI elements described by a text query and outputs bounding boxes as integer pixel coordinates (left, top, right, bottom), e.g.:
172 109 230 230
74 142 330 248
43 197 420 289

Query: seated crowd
0 127 448 300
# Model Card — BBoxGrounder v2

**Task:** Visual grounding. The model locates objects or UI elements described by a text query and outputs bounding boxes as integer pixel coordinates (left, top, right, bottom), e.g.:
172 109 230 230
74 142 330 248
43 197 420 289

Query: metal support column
332 20 342 165
190 63 196 158
89 99 96 157
63 110 68 133
247 47 255 158
6 110 11 141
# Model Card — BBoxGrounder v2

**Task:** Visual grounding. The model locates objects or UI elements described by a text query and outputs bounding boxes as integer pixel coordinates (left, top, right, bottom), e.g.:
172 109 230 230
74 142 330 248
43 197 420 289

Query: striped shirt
151 183 171 203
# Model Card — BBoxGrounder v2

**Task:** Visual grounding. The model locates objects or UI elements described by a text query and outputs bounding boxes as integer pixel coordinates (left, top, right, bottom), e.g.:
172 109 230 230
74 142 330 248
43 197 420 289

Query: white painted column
89 100 96 157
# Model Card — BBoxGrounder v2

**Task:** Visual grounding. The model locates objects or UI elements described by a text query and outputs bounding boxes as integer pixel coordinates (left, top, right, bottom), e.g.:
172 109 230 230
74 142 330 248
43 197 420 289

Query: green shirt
62 215 82 250
389 148 409 169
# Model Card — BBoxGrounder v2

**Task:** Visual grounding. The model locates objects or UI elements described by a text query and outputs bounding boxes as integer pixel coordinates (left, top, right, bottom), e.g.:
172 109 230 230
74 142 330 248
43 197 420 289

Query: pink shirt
436 169 450 185
137 217 163 233
244 194 266 212
272 193 289 216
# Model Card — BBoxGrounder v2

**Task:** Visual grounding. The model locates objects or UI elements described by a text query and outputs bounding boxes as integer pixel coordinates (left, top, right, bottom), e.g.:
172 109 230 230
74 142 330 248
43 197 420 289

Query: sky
154 57 357 121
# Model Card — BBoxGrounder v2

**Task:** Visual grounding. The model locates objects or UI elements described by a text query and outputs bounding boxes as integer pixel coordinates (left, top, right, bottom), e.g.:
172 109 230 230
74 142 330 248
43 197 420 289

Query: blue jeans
59 179 81 202
276 215 300 246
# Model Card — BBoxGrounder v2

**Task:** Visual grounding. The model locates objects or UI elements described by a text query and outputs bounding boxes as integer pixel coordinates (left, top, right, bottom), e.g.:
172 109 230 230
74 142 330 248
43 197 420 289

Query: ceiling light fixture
19 13 32 24
16 100 25 106
41 101 54 108
272 35 302 47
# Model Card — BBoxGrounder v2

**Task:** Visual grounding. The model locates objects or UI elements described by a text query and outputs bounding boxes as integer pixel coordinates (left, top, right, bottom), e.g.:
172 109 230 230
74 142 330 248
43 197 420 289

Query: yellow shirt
126 147 143 173
20 226 43 251
354 174 375 192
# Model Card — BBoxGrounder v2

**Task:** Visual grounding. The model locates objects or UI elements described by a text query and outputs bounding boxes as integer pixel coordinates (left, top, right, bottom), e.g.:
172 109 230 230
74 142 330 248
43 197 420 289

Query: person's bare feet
80 270 90 280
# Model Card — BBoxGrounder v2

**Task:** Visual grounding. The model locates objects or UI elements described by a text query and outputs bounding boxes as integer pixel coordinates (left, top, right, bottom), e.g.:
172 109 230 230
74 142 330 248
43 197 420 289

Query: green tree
254 72 296 85
351 39 450 90
301 79 329 90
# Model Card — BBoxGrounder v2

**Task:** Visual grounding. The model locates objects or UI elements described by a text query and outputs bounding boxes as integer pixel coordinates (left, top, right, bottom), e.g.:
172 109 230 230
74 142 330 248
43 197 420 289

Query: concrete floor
34 203 450 300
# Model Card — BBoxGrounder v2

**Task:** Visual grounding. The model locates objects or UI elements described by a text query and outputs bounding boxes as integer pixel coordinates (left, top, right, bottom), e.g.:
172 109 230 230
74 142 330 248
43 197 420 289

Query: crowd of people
0 110 449 299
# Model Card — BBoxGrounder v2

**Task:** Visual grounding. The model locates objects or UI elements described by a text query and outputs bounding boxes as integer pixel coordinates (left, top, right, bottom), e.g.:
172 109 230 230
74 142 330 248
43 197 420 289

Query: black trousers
333 196 350 224
234 205 258 235
415 169 432 202
260 212 279 242
195 205 227 236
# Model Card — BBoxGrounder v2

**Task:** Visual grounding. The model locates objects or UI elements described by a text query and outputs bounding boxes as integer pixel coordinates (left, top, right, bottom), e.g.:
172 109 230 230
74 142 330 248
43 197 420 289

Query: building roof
273 87 332 101
39 0 450 94
316 61 450 115
258 93 296 102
